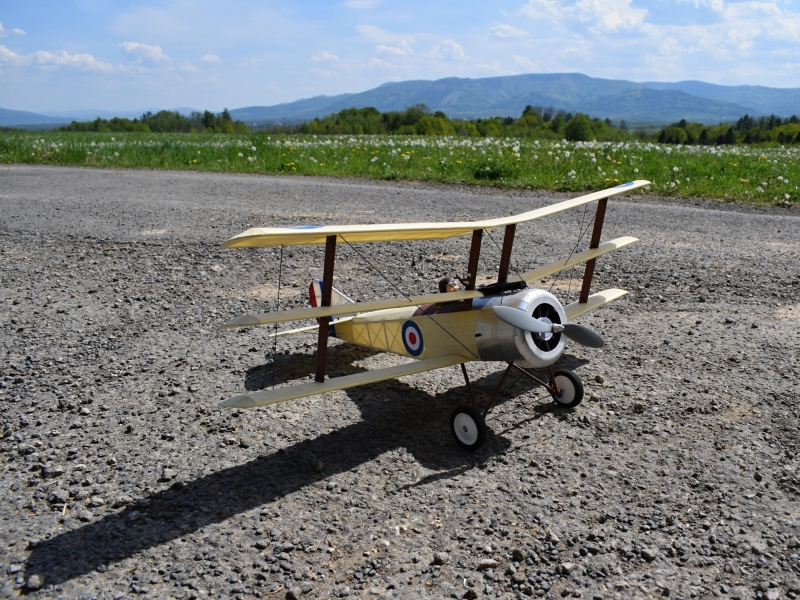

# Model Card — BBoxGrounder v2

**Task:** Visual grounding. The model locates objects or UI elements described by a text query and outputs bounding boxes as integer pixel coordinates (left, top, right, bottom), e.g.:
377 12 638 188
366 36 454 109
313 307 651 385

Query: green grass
2 131 799 206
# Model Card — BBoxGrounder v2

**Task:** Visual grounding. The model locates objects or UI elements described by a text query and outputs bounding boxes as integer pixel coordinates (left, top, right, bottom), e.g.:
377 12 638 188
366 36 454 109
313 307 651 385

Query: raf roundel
402 321 424 357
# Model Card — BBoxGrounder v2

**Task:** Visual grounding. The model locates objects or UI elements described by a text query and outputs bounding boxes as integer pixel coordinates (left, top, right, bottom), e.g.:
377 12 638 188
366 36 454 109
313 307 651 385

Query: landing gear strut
450 362 584 450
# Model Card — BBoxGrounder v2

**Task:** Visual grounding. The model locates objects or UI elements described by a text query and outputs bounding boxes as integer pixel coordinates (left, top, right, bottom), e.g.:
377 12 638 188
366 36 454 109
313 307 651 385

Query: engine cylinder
474 288 566 368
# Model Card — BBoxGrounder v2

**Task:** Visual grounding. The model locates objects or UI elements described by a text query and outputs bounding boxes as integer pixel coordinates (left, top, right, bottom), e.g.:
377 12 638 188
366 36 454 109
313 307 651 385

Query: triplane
218 180 650 450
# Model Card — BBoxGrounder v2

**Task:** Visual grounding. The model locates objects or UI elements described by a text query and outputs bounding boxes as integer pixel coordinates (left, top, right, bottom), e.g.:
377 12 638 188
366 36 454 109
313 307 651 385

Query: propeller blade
492 306 552 333
562 323 605 348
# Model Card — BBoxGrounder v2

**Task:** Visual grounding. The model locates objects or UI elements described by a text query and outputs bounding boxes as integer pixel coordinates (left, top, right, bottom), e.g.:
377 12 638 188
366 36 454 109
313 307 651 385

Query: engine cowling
474 289 567 368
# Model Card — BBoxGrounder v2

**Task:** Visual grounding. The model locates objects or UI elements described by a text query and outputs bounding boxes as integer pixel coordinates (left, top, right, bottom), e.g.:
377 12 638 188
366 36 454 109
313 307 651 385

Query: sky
2 0 800 113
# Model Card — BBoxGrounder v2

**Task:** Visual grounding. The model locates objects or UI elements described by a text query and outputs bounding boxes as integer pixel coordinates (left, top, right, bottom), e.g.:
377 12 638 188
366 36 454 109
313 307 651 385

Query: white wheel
449 405 488 451
553 375 576 404
550 369 584 408
453 412 479 445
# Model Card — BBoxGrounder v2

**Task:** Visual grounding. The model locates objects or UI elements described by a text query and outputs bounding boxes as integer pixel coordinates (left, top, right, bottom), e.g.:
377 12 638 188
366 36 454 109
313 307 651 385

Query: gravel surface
1 165 799 600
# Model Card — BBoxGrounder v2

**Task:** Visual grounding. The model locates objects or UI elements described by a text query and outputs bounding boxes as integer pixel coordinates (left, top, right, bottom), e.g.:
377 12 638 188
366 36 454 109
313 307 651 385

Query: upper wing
220 354 466 408
222 180 651 248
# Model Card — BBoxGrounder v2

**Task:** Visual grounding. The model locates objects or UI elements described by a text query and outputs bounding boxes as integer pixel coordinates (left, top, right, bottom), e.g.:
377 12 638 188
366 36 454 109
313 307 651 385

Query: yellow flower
617 161 622 165
614 178 619 182
733 163 738 167
740 178 747 182
456 160 462 164
192 159 197 163
604 178 611 182
320 163 324 166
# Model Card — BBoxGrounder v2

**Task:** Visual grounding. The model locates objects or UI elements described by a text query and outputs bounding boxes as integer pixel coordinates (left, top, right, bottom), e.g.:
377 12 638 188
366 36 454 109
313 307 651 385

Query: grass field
2 131 799 206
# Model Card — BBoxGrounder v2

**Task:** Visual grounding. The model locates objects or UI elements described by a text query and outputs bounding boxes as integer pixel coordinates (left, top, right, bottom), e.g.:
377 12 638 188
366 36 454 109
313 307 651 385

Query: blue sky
2 0 800 112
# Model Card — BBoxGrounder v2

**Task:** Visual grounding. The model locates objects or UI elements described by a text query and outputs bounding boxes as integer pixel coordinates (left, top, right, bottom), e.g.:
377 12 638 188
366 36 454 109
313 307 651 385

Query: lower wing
220 354 466 408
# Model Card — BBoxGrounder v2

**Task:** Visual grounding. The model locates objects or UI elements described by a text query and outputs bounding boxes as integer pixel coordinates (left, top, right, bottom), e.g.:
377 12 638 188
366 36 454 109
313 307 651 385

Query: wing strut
496 224 516 284
464 229 483 309
578 197 608 303
315 235 336 382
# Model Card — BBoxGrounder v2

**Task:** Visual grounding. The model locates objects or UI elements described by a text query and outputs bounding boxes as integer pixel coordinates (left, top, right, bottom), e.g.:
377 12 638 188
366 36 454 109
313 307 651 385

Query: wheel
449 405 488 451
550 369 584 408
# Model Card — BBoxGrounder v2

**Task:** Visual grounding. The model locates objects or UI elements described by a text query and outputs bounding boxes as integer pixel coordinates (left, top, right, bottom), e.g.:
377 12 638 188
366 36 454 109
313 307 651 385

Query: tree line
658 115 800 145
263 104 800 145
263 104 631 142
58 110 249 134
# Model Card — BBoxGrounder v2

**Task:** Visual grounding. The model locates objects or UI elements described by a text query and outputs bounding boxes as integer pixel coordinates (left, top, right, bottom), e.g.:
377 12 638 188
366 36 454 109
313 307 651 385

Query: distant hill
0 108 68 127
39 107 203 121
640 81 800 118
0 107 205 127
4 73 799 128
231 73 790 125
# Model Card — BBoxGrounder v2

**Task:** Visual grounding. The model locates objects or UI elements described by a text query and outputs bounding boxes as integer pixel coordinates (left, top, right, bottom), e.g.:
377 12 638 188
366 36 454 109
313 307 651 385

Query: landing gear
450 405 488 451
549 368 584 408
451 363 585 450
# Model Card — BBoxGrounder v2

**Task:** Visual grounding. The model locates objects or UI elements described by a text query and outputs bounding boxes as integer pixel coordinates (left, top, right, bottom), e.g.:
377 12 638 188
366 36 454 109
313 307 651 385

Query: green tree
564 113 594 141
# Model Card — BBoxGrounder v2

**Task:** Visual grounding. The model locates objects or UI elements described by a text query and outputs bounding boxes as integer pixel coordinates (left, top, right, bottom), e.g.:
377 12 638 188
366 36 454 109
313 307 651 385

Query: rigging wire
549 203 595 298
340 236 480 361
484 228 526 283
564 203 589 303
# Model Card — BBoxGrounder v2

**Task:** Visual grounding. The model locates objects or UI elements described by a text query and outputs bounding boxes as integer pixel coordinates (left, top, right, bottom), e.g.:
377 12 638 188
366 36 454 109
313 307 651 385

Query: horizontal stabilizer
264 318 354 339
564 288 628 321
508 237 638 284
220 354 467 408
221 290 483 330
222 181 651 248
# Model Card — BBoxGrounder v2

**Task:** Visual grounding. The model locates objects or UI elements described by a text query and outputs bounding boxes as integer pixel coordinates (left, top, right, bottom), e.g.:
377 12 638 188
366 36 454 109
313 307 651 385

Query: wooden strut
483 362 514 418
496 224 516 284
464 229 483 309
579 197 608 304
461 363 478 412
315 235 337 382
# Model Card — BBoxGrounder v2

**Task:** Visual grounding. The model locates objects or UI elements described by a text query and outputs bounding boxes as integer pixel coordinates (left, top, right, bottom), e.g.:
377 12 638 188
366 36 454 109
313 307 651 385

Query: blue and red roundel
402 321 424 356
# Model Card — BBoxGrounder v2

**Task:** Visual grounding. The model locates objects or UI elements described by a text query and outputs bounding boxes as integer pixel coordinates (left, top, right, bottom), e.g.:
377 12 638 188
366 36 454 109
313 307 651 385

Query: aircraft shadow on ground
25 345 589 586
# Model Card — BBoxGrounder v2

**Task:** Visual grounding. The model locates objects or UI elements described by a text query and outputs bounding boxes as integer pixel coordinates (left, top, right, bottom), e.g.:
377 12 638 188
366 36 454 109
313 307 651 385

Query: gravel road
1 165 799 600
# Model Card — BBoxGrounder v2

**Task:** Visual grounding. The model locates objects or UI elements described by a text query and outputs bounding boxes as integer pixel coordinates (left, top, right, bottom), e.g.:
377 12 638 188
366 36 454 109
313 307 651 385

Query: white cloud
490 24 530 38
518 0 563 21
375 41 413 56
309 67 334 77
0 22 26 36
367 57 394 69
356 24 414 45
440 40 465 60
309 50 341 62
519 0 646 31
512 55 536 70
574 0 647 31
0 44 114 71
119 41 168 63
200 53 221 63
342 0 381 8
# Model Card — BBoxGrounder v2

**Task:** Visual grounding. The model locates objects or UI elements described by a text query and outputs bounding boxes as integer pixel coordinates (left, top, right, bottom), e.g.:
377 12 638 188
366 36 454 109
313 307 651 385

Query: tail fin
309 280 355 319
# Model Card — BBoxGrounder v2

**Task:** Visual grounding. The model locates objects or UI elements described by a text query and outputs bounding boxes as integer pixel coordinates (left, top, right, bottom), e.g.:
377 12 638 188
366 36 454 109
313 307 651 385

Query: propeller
492 305 604 348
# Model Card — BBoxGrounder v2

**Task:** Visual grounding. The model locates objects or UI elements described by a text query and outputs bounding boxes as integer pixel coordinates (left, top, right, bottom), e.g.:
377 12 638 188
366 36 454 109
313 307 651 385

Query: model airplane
217 180 650 450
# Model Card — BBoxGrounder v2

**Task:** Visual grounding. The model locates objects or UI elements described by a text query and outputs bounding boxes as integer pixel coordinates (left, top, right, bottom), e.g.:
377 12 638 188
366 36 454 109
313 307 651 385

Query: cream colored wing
220 290 482 330
222 181 651 248
220 354 466 408
564 288 628 321
508 237 638 284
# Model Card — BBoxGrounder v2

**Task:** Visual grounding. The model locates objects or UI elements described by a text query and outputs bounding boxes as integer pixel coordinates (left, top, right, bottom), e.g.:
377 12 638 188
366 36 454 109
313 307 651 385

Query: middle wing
220 289 483 329
220 354 466 408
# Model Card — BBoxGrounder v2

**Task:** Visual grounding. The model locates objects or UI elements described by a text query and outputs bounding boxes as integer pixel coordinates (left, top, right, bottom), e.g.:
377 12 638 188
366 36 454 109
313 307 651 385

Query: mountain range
3 73 799 127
